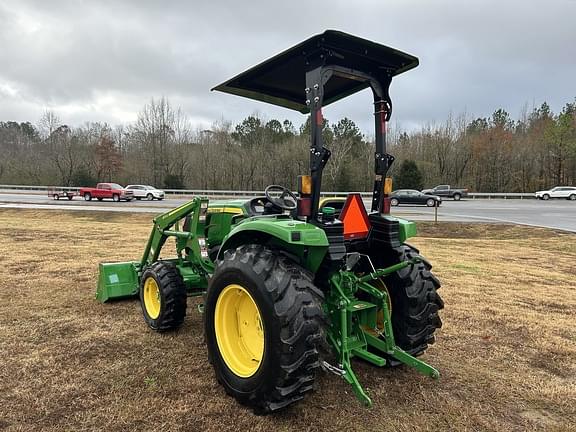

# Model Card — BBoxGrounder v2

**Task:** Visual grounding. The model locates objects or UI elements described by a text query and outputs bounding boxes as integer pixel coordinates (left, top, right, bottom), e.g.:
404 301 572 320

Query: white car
125 185 165 200
535 186 576 200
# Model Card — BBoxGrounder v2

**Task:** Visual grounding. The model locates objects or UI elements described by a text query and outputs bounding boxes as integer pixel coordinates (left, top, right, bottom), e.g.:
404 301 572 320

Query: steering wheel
264 185 298 210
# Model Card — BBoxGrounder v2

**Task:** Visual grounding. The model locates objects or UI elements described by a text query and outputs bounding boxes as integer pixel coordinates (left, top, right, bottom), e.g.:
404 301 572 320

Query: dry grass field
0 209 575 432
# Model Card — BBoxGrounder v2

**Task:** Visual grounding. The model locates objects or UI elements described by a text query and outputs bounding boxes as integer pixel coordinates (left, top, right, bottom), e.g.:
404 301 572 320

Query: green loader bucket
96 261 140 303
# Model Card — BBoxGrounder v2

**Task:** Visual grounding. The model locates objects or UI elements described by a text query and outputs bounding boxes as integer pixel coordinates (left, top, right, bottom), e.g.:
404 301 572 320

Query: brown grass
0 210 575 432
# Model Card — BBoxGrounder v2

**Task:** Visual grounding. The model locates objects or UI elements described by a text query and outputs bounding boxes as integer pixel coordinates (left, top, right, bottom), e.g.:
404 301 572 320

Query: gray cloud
0 0 574 132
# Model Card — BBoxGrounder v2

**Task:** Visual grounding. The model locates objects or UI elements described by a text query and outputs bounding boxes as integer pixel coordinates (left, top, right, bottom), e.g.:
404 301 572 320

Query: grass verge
0 210 574 431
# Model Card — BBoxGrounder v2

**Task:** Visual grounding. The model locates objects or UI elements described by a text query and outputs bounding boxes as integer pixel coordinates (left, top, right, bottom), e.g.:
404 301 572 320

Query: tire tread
208 244 324 414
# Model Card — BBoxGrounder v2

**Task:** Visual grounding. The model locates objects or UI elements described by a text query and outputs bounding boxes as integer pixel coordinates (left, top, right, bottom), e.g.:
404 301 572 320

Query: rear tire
83 193 91 201
390 198 399 206
140 261 187 331
372 244 443 361
453 193 461 201
205 244 324 414
146 193 153 201
54 194 60 200
569 194 576 201
543 194 550 200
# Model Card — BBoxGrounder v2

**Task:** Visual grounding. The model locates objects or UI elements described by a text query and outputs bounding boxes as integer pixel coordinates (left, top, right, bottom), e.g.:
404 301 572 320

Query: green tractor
97 30 443 413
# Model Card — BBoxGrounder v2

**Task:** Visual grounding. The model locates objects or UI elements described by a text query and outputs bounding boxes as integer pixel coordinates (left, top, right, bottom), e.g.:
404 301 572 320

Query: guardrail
0 184 536 199
468 192 534 200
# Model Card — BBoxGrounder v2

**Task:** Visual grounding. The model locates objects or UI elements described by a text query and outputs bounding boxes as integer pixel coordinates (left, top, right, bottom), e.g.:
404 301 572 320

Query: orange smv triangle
339 193 371 240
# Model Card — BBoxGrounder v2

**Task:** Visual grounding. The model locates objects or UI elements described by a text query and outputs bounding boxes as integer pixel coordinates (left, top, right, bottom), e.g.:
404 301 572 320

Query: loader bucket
96 261 140 303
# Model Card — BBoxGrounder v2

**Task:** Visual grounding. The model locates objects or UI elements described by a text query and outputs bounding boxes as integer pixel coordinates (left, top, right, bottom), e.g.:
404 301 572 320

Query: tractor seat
247 197 283 216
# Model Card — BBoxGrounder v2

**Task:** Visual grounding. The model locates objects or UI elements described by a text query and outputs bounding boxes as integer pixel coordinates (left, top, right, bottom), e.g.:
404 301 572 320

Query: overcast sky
1 0 575 133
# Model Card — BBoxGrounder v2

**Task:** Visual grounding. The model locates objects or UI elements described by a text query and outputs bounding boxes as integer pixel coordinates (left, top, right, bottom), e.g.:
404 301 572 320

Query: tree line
0 97 575 192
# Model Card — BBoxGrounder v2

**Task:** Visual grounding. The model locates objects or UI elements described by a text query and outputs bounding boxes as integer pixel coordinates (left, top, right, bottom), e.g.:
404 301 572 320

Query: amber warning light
339 194 371 240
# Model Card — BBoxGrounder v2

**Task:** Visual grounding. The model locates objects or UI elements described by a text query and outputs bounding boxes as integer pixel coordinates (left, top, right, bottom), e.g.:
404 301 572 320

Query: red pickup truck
79 183 134 202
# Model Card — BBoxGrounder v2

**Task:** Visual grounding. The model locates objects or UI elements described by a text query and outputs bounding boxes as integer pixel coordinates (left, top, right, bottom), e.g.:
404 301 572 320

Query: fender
216 216 329 273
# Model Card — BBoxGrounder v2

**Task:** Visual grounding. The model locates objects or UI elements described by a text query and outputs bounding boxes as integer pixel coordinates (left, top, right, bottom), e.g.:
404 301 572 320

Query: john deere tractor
97 30 443 413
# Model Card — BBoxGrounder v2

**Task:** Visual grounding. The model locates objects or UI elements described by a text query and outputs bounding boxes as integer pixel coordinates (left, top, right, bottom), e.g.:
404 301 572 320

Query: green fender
384 215 417 243
216 217 329 273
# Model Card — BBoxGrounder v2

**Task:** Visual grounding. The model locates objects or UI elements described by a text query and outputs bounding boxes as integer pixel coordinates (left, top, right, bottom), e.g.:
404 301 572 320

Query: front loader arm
140 197 213 274
96 197 213 303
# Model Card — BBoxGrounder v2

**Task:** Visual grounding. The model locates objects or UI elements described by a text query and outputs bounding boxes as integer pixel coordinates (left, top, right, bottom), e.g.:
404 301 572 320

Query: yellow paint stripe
207 207 244 214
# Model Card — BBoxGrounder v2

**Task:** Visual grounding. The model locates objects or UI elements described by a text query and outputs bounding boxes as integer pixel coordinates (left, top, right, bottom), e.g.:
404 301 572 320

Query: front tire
453 193 461 201
390 198 399 206
112 194 120 202
372 244 443 360
140 261 187 331
205 244 324 414
569 194 576 201
426 198 436 207
146 193 154 201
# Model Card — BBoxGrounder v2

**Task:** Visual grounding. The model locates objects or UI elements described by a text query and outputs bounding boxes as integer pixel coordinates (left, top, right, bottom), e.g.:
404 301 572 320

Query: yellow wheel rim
214 284 264 378
143 277 161 319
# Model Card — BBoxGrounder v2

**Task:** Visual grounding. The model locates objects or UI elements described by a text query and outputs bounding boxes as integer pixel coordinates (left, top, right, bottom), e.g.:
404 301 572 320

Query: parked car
535 186 576 200
391 190 442 207
421 184 468 200
125 185 165 200
79 183 134 202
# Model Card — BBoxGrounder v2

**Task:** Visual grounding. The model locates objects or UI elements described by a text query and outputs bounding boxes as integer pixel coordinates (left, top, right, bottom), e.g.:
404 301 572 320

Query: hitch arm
358 257 421 283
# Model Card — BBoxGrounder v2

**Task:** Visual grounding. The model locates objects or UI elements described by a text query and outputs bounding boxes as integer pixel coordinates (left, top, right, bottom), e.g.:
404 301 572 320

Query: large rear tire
205 244 324 414
140 261 187 331
373 244 443 361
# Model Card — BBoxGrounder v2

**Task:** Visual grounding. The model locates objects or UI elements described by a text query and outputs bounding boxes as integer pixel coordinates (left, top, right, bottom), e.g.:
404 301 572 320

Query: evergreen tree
394 160 423 190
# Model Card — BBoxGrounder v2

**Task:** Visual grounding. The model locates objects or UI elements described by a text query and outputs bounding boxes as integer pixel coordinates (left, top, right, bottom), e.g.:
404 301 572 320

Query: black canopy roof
212 30 418 114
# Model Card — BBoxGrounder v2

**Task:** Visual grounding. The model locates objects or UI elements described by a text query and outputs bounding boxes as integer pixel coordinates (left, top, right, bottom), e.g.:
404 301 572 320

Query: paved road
0 192 575 232
393 199 576 232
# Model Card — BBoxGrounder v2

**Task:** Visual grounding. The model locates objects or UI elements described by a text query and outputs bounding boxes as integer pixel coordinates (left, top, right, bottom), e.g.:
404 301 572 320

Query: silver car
125 185 165 200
